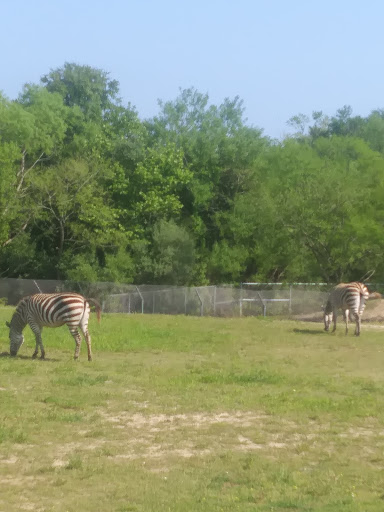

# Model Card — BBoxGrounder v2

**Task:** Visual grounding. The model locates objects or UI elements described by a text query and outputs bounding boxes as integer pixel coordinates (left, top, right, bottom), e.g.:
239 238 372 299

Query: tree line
1 63 384 285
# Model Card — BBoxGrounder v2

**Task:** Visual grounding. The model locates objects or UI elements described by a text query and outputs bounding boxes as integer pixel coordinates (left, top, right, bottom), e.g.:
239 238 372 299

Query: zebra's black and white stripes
323 282 369 336
6 293 101 360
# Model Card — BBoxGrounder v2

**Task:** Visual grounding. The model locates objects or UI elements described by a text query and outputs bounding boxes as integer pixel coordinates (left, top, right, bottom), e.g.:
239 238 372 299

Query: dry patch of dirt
47 439 106 469
2 411 384 474
295 298 384 323
99 410 269 430
37 410 308 467
78 409 383 463
0 455 18 464
0 475 45 487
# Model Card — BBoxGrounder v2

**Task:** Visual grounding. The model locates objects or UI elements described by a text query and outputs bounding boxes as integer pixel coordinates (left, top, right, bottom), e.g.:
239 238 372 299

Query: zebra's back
18 293 87 327
329 282 369 313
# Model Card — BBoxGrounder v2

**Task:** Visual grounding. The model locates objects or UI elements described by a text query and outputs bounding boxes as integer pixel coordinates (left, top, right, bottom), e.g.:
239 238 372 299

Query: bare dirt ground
294 299 384 323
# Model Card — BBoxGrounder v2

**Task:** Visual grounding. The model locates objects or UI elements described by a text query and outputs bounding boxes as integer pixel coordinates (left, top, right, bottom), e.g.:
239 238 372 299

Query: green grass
1 308 384 511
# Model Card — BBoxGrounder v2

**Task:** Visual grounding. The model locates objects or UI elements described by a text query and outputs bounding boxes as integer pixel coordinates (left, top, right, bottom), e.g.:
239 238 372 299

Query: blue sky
1 0 383 139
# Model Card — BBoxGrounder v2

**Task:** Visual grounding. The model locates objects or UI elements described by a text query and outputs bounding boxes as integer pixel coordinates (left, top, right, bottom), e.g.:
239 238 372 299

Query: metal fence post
135 286 144 314
257 291 266 316
34 280 43 293
195 287 204 316
184 287 187 315
239 282 243 317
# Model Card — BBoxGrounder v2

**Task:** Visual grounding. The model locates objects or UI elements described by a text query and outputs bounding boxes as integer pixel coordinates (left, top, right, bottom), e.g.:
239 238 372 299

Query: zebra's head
323 300 333 331
6 321 24 356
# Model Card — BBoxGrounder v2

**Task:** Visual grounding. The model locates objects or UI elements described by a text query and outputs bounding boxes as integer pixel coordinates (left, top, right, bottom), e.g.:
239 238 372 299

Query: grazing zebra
6 293 101 360
323 282 369 336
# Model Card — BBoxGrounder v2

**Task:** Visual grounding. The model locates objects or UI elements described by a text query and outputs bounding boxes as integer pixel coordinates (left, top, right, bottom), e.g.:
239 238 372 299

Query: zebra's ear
5 321 10 328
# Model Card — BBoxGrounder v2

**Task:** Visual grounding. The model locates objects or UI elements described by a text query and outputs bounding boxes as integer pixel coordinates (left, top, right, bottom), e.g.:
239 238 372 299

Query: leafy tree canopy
2 65 384 284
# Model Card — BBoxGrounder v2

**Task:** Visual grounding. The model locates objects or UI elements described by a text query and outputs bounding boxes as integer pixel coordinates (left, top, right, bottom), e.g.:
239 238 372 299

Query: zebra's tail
87 298 101 323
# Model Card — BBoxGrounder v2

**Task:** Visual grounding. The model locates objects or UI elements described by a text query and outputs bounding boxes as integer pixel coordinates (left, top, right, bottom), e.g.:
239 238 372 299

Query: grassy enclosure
1 309 384 511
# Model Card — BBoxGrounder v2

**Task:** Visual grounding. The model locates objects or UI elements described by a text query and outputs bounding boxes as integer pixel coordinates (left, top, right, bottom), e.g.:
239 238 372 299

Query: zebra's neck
324 300 333 314
10 305 27 333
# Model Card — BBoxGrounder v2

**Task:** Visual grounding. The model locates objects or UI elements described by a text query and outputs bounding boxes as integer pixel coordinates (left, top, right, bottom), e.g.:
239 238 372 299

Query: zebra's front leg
30 324 45 359
70 329 82 360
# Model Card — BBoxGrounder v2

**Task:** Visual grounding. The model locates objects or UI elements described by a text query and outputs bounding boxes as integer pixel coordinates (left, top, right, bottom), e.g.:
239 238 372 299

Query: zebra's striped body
323 282 369 336
7 293 101 360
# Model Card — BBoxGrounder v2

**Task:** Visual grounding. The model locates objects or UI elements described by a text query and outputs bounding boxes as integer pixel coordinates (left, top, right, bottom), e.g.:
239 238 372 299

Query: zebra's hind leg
343 309 349 334
79 304 92 361
356 305 365 337
81 328 92 362
69 328 82 360
355 314 361 336
332 311 337 332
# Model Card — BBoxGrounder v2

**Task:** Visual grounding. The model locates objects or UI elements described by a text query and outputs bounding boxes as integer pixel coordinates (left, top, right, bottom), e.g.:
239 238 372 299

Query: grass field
1 309 384 511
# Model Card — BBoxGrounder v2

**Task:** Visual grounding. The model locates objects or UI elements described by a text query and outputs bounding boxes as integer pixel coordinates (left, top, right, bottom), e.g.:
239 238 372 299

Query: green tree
40 62 146 164
215 134 384 283
138 220 196 285
147 88 267 282
361 111 384 153
41 62 120 121
251 138 384 281
0 89 69 251
31 159 125 279
112 143 192 238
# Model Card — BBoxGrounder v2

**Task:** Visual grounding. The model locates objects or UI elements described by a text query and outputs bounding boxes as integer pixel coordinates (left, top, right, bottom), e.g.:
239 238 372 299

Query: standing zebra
6 293 101 360
323 282 369 336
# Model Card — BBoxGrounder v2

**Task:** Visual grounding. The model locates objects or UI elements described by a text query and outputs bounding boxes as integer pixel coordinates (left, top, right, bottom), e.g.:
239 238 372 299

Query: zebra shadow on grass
293 328 326 335
0 352 60 362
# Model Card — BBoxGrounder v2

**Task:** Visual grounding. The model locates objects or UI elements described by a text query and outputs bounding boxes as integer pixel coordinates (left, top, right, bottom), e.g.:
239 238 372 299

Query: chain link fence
0 279 382 320
0 278 330 318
